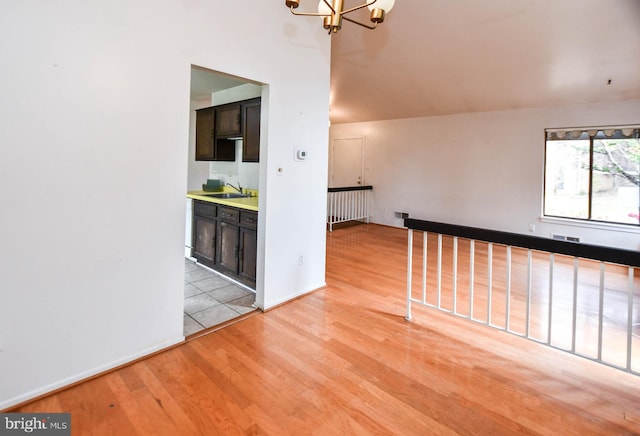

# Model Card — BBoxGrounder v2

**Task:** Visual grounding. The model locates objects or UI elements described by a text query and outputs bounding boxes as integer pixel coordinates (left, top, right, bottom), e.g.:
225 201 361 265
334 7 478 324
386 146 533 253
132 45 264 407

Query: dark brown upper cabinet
195 97 261 162
215 103 241 138
195 107 215 161
242 98 261 162
195 106 235 161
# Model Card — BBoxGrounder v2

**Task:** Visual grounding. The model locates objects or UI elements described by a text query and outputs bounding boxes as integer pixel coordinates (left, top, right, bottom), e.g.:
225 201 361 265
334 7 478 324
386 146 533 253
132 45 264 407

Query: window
544 125 640 226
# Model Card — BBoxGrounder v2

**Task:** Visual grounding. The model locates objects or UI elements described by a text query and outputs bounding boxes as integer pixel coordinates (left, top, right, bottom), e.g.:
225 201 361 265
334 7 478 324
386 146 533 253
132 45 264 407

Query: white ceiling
190 66 252 101
191 1 640 125
328 0 640 124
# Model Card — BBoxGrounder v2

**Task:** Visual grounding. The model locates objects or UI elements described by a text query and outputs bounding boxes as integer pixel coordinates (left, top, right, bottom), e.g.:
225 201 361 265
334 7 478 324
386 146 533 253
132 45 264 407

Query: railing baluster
547 253 554 345
342 191 346 221
627 266 634 371
506 246 512 332
349 191 354 221
469 240 475 320
526 250 532 338
406 228 413 321
329 192 335 232
422 232 427 304
598 262 605 361
366 190 370 223
453 236 458 314
571 258 579 353
487 243 493 326
353 191 357 221
437 234 443 309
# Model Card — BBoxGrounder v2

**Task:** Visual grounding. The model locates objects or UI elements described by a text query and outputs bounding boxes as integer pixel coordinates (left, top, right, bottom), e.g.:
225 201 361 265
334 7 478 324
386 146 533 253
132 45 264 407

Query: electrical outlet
298 255 304 265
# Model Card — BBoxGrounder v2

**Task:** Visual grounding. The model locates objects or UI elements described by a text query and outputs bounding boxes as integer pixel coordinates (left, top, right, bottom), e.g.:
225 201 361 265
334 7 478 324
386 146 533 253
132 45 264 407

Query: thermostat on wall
294 148 308 161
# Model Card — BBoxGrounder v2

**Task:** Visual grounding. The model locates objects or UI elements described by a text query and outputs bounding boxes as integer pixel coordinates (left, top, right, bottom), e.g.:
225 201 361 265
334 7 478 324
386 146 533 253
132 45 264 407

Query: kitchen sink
203 192 248 199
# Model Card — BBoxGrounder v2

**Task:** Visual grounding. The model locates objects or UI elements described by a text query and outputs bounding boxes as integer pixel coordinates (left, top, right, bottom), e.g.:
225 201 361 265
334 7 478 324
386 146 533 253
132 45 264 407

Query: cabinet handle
244 218 256 223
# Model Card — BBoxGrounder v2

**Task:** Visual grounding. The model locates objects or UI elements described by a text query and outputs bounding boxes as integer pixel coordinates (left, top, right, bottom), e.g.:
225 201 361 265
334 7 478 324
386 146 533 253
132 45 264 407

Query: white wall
0 1 329 409
208 143 261 192
330 99 640 250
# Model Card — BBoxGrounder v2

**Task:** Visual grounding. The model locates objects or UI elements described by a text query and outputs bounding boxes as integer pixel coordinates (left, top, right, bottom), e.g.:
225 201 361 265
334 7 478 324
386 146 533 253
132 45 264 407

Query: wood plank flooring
13 224 640 435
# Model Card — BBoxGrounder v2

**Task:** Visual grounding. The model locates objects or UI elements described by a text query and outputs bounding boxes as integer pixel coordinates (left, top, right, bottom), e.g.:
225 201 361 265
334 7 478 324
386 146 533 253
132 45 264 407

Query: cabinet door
215 103 241 138
242 99 261 162
195 107 215 161
239 228 257 286
216 221 240 274
214 138 236 161
193 216 216 265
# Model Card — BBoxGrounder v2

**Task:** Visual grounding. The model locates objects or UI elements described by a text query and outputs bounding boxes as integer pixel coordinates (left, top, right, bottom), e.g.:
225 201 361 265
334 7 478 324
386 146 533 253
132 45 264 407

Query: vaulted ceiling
328 0 640 124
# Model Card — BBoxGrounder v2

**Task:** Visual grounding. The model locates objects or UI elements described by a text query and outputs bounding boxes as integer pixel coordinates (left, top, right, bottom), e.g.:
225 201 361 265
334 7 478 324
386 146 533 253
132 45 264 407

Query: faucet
226 182 243 194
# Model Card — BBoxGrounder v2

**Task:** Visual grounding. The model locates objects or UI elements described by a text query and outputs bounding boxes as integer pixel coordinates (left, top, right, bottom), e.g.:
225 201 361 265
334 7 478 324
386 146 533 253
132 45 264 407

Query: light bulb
367 0 395 13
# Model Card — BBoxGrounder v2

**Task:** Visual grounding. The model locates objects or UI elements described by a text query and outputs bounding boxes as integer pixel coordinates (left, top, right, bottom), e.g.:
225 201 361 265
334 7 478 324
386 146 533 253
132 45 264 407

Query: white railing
327 186 372 232
404 218 640 375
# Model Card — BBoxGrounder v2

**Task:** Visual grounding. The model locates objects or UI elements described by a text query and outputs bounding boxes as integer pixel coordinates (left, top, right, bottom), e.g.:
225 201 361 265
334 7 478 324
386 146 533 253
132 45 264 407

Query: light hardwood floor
14 224 640 434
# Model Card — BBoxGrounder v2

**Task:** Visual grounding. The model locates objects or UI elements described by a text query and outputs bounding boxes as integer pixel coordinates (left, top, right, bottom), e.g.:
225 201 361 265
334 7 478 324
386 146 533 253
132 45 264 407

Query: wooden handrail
404 218 640 267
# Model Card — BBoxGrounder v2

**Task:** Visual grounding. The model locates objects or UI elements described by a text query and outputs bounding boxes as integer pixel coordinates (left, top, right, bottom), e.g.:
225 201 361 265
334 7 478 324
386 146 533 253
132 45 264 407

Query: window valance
545 125 639 141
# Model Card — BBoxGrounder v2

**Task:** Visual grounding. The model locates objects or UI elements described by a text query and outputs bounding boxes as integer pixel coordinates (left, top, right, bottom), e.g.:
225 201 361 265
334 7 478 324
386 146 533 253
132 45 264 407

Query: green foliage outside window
544 128 640 226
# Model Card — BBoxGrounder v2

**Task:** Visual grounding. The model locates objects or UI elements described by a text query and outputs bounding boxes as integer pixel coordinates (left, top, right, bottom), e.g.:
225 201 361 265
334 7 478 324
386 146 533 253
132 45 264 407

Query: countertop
187 190 258 212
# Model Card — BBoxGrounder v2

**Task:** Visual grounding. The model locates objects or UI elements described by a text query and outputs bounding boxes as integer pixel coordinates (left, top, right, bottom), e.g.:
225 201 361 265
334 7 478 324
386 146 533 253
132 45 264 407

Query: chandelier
285 0 396 34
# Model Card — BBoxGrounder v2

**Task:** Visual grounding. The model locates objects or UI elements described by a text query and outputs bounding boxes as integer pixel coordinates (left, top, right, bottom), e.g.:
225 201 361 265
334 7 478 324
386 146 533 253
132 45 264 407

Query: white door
330 137 364 188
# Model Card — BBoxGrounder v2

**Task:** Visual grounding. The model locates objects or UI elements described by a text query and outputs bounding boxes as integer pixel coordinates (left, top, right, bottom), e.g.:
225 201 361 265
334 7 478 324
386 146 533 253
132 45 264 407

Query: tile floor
184 259 256 336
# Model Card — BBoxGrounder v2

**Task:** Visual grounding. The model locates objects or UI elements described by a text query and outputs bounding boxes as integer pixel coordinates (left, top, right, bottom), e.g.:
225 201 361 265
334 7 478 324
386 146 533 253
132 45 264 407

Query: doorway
184 65 265 336
330 137 365 187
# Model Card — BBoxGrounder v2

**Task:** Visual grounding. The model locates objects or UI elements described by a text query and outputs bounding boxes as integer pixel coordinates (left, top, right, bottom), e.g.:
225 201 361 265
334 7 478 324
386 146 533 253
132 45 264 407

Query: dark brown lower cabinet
239 227 257 284
216 220 240 275
192 202 216 264
192 200 257 289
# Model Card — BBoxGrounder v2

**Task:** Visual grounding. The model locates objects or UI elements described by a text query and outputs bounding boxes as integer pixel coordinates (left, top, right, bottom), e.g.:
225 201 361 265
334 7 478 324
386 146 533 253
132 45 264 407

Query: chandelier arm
341 15 378 29
341 1 376 16
289 6 331 17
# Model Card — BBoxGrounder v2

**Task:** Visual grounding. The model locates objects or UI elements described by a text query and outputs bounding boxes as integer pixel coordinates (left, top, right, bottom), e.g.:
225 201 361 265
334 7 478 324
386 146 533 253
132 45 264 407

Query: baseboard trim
262 283 327 312
1 335 184 412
